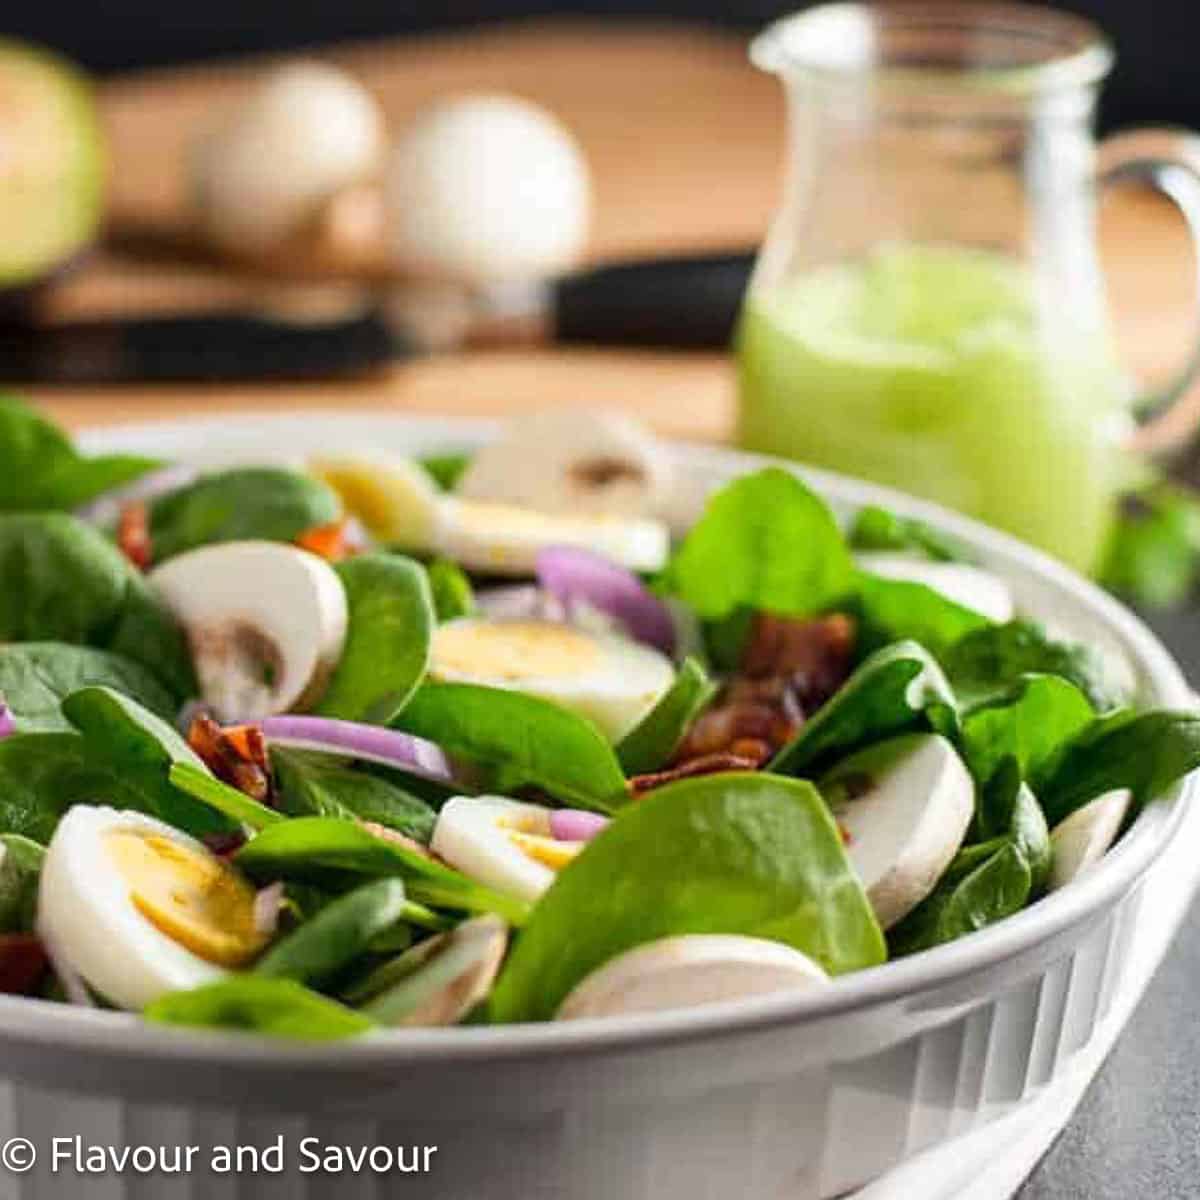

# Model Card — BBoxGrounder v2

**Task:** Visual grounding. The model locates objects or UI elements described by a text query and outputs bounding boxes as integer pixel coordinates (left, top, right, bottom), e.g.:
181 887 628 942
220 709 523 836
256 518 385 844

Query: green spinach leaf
943 620 1130 713
254 878 408 988
395 682 628 811
975 758 1051 892
144 977 374 1040
1035 709 1200 826
0 397 158 511
427 559 475 622
849 504 971 563
167 762 284 830
62 686 233 837
0 732 152 842
419 453 471 492
852 571 990 658
617 657 716 775
1101 483 1200 610
771 641 958 778
315 554 433 724
272 747 436 842
958 674 1094 786
491 772 884 1022
0 513 194 698
663 468 853 620
0 835 45 933
0 642 175 732
235 816 530 926
148 467 340 562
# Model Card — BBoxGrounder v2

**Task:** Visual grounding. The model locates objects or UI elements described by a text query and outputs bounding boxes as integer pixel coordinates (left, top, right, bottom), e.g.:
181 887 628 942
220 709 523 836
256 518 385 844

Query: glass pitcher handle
1099 129 1200 455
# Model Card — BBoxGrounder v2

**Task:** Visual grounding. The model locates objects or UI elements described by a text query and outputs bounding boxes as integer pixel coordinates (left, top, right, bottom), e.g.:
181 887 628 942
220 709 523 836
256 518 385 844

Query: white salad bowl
0 412 1192 1200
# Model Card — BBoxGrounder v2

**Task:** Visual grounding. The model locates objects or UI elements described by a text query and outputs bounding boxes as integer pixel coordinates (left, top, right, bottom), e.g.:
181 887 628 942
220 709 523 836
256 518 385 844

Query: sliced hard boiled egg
308 452 439 549
430 617 674 741
432 796 582 903
821 733 974 929
856 552 1014 623
312 449 669 575
456 408 671 520
36 807 269 1010
1048 788 1131 891
149 540 348 721
556 934 829 1020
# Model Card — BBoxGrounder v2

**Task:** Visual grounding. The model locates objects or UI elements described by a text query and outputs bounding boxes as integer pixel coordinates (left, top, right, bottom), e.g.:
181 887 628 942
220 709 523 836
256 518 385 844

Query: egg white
36 807 234 1011
432 796 564 903
430 617 675 742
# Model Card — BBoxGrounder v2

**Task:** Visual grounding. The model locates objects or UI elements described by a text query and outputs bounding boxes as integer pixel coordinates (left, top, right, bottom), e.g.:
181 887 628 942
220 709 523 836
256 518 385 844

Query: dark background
5 1 1199 129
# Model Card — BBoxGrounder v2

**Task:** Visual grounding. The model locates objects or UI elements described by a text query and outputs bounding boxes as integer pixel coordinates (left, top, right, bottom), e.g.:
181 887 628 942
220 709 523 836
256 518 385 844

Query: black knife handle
553 251 755 350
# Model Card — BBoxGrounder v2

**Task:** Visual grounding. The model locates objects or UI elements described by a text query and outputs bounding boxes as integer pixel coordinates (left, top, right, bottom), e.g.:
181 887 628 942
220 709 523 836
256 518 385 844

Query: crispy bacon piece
0 935 48 996
671 613 857 770
116 502 152 571
296 519 350 562
187 713 274 804
628 751 760 797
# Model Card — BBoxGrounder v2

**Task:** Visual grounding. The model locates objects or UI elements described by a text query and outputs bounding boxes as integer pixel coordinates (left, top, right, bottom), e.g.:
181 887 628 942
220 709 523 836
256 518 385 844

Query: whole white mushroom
386 94 592 283
193 60 385 257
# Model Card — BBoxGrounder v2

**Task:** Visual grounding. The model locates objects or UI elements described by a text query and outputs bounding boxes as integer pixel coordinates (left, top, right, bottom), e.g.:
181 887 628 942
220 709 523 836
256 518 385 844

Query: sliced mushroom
822 733 974 929
456 409 672 520
557 934 829 1020
149 541 348 721
856 553 1014 623
1048 788 1131 890
357 914 508 1027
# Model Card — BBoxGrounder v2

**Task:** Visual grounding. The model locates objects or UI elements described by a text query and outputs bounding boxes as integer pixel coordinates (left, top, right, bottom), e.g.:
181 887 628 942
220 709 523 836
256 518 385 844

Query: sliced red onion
0 702 14 740
537 547 676 655
75 464 197 527
475 584 565 623
258 716 453 783
253 882 286 938
549 809 610 843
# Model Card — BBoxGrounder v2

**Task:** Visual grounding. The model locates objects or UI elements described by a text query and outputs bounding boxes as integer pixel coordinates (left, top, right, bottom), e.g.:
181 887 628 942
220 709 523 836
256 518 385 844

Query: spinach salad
1 398 1196 1039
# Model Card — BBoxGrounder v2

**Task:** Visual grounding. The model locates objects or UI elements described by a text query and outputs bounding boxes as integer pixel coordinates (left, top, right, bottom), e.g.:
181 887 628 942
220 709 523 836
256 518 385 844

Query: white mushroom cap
386 94 591 283
149 540 348 721
193 60 384 255
825 734 974 930
556 934 829 1020
1049 789 1131 890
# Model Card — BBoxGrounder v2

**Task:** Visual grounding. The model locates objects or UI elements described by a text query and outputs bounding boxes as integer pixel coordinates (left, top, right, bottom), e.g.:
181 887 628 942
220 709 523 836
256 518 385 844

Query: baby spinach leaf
272 747 436 842
975 758 1051 893
254 878 408 988
148 467 341 562
617 657 716 775
943 620 1130 713
427 559 475 622
701 607 755 673
958 674 1094 787
0 396 159 511
235 817 530 926
1101 483 1200 610
770 641 958 778
395 682 628 811
888 841 1032 957
663 468 853 620
315 554 433 725
419 453 471 492
0 732 151 842
167 763 283 830
490 772 885 1023
852 571 989 658
849 504 972 563
1035 709 1200 826
0 513 194 699
0 835 45 933
145 977 374 1040
0 642 175 732
62 686 234 837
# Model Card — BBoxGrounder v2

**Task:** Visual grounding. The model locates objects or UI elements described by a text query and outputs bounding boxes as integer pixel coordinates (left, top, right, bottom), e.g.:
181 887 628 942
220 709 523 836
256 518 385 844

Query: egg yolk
105 831 267 967
433 620 600 680
310 463 402 540
506 831 583 871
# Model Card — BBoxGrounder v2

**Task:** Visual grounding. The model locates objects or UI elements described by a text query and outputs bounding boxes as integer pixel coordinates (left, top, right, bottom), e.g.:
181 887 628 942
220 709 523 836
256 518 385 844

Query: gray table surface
1019 605 1200 1199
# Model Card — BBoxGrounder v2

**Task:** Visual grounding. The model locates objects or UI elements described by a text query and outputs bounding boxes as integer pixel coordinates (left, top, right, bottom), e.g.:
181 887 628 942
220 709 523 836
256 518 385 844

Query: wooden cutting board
29 20 1198 444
